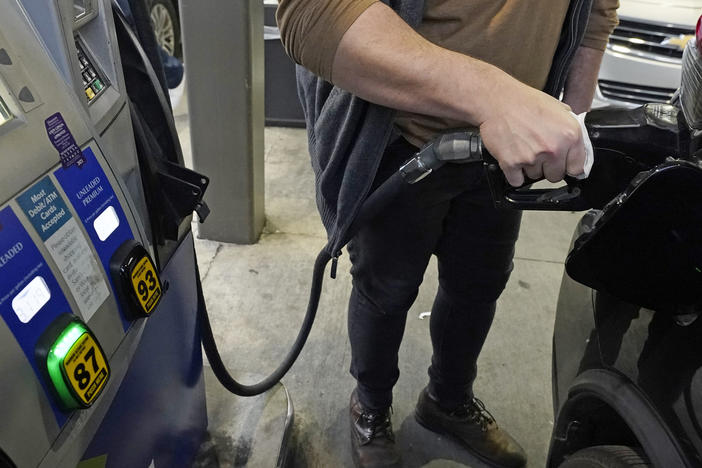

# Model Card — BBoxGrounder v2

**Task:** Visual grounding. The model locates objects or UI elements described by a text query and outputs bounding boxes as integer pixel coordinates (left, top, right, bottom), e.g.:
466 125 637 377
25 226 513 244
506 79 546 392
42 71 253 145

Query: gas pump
2 0 698 466
21 0 152 246
0 0 208 466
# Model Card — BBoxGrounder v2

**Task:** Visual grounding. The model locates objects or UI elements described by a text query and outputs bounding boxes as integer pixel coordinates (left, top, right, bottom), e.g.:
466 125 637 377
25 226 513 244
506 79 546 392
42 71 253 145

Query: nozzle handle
400 128 593 211
433 128 593 211
482 153 591 211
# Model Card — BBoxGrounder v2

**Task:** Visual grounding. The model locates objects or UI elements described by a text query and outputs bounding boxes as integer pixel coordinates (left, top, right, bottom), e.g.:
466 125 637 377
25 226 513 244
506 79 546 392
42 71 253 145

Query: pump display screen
12 276 51 324
0 96 13 127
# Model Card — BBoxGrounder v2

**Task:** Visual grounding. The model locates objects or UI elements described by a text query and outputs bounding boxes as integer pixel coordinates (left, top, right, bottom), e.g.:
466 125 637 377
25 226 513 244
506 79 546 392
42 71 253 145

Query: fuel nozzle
399 130 484 184
399 103 684 212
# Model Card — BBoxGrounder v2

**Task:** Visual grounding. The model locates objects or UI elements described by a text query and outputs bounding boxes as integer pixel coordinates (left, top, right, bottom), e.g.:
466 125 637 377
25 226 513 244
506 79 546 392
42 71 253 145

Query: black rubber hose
194 172 407 397
343 172 407 246
196 247 332 396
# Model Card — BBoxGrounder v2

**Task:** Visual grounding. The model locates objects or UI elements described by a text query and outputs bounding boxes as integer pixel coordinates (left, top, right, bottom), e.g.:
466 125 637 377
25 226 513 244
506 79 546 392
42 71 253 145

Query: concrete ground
173 91 582 467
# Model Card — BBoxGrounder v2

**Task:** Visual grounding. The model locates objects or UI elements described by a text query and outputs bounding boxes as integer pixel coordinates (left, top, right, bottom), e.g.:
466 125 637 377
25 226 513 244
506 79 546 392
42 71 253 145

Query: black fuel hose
196 172 407 396
196 248 331 397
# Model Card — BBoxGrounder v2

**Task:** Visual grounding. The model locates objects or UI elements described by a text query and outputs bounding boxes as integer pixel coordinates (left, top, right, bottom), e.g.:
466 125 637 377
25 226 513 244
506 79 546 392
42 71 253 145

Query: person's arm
563 47 605 114
280 1 585 186
332 3 585 186
563 0 619 113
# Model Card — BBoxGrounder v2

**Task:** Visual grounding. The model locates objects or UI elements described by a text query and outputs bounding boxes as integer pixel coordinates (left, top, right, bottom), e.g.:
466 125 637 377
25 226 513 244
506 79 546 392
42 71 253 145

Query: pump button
111 240 163 319
0 48 11 65
36 314 110 410
18 86 34 103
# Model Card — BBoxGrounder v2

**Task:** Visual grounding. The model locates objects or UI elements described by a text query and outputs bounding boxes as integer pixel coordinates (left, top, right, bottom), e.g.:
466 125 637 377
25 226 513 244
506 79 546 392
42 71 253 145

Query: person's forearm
330 2 587 186
332 2 511 126
563 47 605 114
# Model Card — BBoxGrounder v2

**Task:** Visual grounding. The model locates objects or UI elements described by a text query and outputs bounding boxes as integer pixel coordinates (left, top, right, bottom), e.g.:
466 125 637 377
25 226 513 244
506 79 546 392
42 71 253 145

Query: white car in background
594 0 702 107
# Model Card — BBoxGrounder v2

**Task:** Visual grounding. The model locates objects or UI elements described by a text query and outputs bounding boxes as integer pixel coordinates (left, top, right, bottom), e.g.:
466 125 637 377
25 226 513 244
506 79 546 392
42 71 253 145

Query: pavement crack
200 243 224 283
513 256 565 265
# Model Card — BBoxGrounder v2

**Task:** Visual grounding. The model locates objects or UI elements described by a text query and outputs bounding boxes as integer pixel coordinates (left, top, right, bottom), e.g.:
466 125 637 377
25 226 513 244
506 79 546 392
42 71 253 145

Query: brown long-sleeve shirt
277 0 619 146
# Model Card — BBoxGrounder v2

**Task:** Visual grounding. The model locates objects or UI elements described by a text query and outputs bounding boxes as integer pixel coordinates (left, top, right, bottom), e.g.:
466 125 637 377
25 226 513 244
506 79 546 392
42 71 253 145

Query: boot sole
414 410 525 468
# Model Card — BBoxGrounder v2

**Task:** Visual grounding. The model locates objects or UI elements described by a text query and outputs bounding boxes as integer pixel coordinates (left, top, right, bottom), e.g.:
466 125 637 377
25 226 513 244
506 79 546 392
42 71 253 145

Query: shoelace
361 406 395 441
450 397 497 432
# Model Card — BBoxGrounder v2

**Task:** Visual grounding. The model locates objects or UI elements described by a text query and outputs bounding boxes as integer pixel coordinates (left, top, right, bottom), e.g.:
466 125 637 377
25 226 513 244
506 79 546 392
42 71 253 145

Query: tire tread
559 445 651 468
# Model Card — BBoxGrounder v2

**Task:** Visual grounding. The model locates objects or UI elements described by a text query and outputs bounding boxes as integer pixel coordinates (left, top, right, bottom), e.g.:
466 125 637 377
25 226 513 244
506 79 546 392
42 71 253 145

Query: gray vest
296 0 593 254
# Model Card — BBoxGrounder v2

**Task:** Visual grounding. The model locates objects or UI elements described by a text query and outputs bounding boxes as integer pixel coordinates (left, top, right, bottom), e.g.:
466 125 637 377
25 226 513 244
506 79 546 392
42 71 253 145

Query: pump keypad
75 39 106 103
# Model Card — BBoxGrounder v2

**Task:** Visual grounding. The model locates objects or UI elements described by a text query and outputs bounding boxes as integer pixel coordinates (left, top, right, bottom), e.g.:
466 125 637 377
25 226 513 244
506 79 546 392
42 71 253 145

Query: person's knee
439 264 514 305
353 276 421 316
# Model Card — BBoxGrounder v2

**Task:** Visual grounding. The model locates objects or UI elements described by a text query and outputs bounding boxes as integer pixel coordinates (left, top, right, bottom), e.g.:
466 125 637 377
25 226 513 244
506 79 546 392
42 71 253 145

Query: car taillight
697 15 702 55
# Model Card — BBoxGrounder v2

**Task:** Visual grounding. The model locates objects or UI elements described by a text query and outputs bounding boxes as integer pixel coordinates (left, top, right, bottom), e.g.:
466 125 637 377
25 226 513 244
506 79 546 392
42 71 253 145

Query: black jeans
347 137 522 411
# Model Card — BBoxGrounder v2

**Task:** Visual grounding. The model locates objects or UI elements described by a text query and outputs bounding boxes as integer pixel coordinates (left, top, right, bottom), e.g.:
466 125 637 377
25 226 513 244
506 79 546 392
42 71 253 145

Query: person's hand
478 78 587 187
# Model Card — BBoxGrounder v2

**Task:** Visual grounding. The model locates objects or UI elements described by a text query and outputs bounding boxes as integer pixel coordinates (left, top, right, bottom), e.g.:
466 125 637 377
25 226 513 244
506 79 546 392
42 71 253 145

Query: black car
547 20 702 468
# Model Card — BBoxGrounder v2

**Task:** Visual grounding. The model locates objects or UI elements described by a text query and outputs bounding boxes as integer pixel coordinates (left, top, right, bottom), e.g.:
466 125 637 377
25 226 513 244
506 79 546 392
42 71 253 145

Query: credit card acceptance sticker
16 177 109 321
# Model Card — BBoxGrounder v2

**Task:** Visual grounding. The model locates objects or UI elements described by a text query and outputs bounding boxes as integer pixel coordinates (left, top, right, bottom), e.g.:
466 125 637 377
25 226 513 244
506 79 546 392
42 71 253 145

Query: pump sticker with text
54 146 136 328
45 112 85 169
16 176 109 322
62 331 109 406
130 256 161 315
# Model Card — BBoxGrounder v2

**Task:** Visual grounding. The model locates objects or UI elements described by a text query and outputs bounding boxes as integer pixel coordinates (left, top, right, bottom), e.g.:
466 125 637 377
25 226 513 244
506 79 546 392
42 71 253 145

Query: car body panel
551 211 702 466
595 298 702 461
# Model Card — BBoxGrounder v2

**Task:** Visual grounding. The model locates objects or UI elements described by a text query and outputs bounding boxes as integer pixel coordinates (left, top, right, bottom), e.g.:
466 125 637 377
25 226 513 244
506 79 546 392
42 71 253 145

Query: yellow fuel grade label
130 256 162 315
63 332 109 406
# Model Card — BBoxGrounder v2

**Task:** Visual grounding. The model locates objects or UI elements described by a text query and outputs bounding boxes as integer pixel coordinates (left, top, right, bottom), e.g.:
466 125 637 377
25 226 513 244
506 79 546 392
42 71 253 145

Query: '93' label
130 256 161 315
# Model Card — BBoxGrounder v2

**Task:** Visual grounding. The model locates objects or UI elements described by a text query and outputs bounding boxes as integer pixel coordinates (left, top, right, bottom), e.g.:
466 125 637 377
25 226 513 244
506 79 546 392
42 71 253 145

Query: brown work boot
349 389 402 468
415 387 527 468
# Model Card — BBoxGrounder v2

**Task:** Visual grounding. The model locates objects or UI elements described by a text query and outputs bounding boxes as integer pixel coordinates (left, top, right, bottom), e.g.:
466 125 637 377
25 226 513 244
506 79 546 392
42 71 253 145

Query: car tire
559 446 651 468
147 0 181 59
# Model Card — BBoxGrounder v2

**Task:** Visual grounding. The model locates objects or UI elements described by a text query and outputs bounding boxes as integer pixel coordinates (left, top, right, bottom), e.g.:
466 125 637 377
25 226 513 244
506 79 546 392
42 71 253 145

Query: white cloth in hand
570 111 594 179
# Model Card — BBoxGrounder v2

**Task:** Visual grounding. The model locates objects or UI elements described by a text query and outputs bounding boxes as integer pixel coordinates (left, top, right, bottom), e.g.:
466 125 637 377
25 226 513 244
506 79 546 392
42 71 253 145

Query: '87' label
63 332 109 405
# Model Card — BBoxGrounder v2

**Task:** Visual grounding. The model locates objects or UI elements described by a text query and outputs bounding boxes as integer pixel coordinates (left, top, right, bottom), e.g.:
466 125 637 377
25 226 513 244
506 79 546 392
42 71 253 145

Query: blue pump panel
82 234 207 467
54 145 134 329
0 206 72 426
